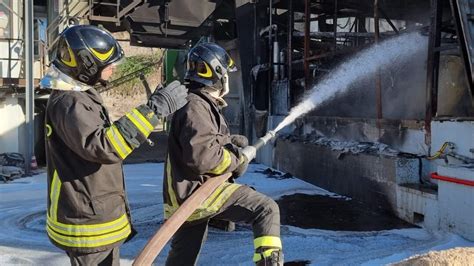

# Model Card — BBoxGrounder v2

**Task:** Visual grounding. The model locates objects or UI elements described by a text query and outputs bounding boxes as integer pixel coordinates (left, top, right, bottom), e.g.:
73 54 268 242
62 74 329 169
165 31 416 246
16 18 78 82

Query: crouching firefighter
164 42 283 266
41 25 187 265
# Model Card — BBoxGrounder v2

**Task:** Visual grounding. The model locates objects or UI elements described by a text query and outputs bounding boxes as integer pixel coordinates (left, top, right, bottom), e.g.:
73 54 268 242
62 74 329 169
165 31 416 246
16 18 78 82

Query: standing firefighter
41 25 187 265
165 42 283 265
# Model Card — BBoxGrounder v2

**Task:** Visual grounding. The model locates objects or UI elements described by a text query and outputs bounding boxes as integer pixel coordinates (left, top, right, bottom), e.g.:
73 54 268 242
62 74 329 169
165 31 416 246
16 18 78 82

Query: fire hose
133 131 276 265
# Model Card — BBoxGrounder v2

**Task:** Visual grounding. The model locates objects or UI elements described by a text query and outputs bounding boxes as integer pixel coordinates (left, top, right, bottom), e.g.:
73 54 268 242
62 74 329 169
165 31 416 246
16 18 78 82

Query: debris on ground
255 167 294 180
0 166 24 183
282 134 400 157
0 153 25 182
0 153 44 182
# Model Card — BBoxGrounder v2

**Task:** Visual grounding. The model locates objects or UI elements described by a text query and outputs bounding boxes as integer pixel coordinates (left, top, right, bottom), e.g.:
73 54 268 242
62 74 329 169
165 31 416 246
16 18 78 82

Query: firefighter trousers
66 247 120 266
165 185 281 266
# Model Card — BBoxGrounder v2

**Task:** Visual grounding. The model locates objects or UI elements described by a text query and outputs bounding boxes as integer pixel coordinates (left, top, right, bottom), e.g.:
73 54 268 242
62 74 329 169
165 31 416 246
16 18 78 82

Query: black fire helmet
52 25 124 85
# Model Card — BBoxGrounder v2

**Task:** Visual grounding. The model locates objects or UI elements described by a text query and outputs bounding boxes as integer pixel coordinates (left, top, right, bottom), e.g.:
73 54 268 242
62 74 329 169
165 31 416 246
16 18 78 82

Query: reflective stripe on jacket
164 90 241 221
45 88 158 253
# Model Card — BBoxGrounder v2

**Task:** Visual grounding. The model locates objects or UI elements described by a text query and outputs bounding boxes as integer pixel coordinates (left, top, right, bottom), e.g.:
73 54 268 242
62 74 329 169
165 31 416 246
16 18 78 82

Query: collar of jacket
84 88 104 105
40 64 93 92
191 90 220 108
193 88 227 109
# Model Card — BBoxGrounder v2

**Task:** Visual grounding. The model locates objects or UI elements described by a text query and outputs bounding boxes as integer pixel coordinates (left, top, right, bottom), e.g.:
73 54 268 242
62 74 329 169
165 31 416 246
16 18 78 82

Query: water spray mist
243 32 428 160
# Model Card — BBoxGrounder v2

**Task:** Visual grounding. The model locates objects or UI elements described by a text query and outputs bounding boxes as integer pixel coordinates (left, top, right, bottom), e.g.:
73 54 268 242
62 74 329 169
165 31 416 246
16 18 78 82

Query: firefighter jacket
45 88 159 253
164 90 243 221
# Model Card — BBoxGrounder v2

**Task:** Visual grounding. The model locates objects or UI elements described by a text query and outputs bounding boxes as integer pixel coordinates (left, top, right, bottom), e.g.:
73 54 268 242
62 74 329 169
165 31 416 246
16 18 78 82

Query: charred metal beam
304 0 311 90
425 0 443 145
334 0 338 50
268 0 274 113
378 7 399 34
356 16 367 46
288 0 293 85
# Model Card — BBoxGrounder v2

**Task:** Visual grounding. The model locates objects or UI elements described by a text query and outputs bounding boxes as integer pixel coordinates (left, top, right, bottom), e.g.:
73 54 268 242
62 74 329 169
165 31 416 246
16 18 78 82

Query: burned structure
23 0 474 240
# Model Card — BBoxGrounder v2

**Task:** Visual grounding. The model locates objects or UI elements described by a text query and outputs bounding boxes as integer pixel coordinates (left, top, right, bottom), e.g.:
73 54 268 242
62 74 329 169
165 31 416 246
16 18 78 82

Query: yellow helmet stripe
61 46 77 67
91 46 115 61
197 62 213 78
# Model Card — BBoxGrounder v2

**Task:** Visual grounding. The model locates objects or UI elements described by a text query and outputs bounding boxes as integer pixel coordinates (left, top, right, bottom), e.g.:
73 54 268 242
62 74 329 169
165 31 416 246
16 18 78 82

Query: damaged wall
273 137 421 212
295 116 427 155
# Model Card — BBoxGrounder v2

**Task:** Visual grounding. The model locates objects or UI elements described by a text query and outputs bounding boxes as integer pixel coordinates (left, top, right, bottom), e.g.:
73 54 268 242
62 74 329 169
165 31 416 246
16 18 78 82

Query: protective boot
254 249 283 266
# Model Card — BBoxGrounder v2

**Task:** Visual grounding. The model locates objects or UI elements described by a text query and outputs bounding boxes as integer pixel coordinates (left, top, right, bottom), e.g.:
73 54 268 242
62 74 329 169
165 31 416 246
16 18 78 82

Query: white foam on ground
0 163 472 265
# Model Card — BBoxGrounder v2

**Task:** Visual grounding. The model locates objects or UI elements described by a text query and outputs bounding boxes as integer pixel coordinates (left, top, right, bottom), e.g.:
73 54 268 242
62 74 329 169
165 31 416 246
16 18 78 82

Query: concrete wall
0 95 23 153
273 137 420 212
396 185 439 231
395 165 474 241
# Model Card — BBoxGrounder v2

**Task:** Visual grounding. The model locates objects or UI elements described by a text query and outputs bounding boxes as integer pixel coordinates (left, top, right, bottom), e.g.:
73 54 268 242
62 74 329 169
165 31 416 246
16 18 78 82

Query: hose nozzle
241 130 277 161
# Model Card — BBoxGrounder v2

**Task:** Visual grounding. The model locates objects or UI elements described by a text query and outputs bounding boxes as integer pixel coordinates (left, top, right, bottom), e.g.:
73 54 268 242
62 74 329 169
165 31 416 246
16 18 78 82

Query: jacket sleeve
178 101 241 176
52 97 159 164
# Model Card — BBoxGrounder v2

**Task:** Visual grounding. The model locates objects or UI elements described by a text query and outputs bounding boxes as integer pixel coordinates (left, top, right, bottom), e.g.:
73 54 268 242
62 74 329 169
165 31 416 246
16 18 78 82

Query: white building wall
437 166 474 241
0 96 24 153
431 121 474 158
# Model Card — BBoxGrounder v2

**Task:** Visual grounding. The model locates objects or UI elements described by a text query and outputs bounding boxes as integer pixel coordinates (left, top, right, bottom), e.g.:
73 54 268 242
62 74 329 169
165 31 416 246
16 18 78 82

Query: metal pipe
273 41 280 80
24 0 35 174
293 31 395 38
374 0 383 130
431 172 474 187
279 49 285 80
259 24 277 37
8 39 11 78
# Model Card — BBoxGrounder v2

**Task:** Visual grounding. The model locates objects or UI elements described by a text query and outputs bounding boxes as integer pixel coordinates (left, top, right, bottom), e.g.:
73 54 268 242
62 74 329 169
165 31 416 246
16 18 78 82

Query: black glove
230 134 248 148
147 80 188 117
232 155 249 178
